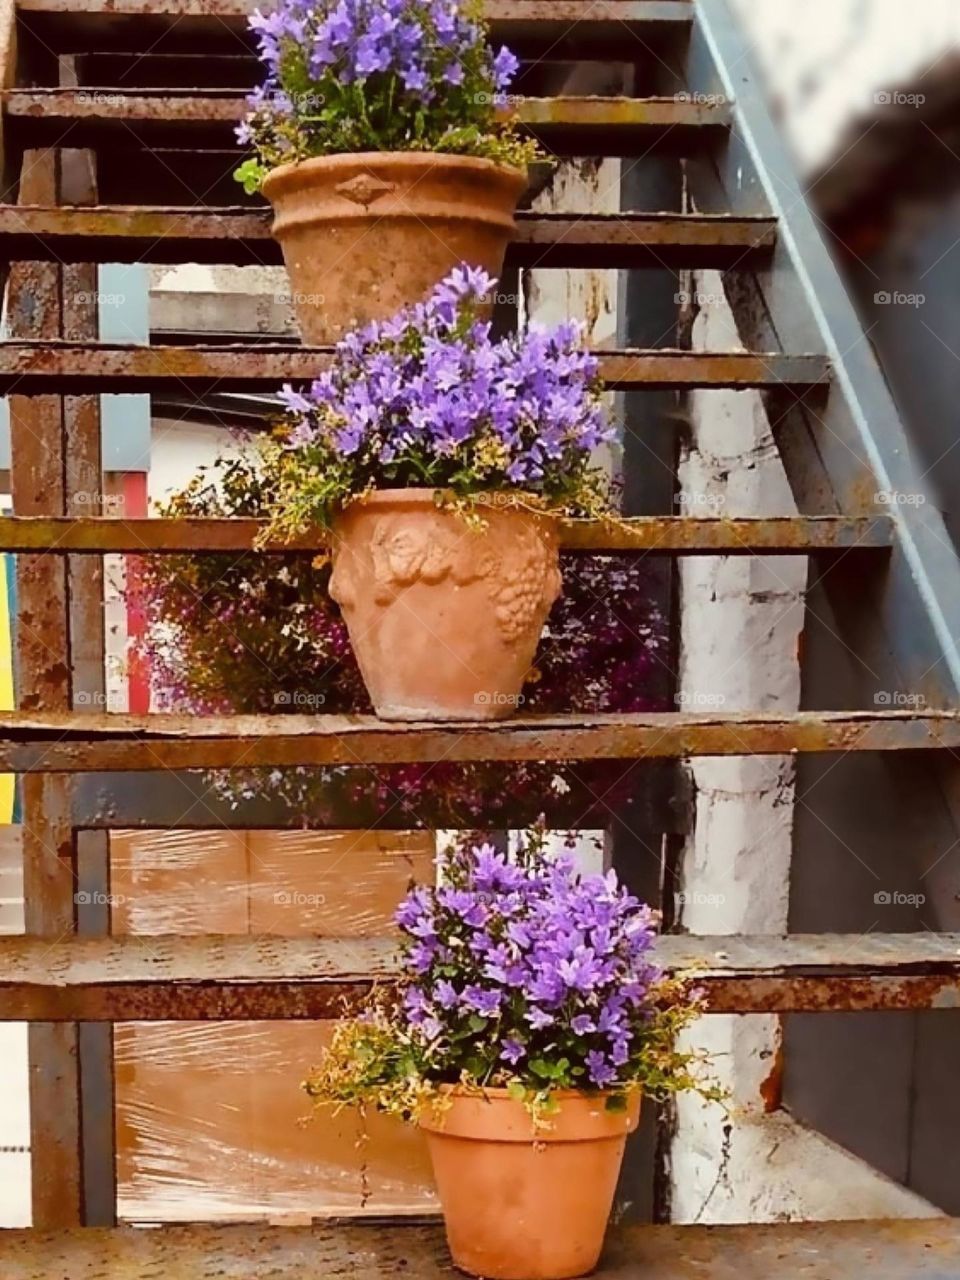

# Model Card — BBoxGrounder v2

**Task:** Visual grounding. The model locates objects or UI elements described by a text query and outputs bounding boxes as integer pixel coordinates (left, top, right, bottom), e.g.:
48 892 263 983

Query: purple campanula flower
501 1038 526 1065
586 1050 617 1089
408 940 438 973
241 0 526 163
463 986 502 1019
434 979 459 1010
610 1035 632 1067
388 826 662 1093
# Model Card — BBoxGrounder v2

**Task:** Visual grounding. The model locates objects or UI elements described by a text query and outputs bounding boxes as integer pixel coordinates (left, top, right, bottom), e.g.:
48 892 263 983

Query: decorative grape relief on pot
330 509 561 649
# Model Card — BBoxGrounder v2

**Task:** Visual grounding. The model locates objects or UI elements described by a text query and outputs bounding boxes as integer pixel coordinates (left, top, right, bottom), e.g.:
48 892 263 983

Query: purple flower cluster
278 265 612 511
238 0 528 173
395 834 661 1091
251 0 516 98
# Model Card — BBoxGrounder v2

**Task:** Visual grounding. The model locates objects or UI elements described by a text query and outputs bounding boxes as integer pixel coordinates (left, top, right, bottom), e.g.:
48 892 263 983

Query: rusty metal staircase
2 0 960 1273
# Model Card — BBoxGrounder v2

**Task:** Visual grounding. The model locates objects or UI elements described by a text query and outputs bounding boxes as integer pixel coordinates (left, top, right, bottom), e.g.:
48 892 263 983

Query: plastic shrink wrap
110 827 438 1221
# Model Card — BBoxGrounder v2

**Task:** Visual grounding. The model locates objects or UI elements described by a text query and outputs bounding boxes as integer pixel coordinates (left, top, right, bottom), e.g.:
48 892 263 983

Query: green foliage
305 974 722 1125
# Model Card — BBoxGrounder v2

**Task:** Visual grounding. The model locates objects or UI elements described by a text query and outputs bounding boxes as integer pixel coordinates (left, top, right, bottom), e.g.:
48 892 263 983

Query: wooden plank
0 207 778 270
0 709 954 771
5 1218 950 1280
2 91 731 155
0 345 831 393
0 514 889 554
1 933 959 1019
8 148 84 1230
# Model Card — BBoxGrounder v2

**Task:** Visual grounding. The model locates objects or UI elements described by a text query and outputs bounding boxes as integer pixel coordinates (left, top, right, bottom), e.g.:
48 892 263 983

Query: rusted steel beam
8 148 84 1230
15 0 692 13
0 345 831 393
1 933 959 1020
3 91 730 155
0 0 14 195
0 709 954 772
0 514 889 554
4 1218 959 1279
16 0 694 59
58 141 117 1229
0 207 778 270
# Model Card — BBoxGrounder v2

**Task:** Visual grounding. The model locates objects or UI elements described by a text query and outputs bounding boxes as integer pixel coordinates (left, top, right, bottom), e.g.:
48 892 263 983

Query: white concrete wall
663 0 958 1223
728 0 960 173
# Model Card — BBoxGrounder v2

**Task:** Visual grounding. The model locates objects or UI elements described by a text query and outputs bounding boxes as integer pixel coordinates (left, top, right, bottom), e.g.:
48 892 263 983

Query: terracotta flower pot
328 489 562 721
420 1087 640 1280
261 153 527 344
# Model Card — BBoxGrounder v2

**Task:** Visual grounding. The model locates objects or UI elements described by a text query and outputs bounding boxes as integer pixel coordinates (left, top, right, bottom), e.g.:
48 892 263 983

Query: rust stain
758 1042 784 1112
0 345 831 394
0 514 891 557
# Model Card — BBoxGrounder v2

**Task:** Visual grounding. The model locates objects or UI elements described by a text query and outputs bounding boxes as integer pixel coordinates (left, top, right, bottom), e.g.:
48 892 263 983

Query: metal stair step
2 90 730 155
0 344 830 393
0 708 949 772
16 0 694 57
5 1218 954 1278
0 514 888 554
2 933 959 1019
0 206 777 269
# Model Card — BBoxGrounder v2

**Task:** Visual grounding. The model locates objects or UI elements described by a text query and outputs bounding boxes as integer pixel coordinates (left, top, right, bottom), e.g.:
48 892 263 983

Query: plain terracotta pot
328 489 562 722
261 152 527 343
420 1087 641 1280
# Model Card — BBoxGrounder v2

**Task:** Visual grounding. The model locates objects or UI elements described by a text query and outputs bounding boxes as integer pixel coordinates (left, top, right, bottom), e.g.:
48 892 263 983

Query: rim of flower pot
261 150 529 194
430 1083 635 1103
418 1083 641 1141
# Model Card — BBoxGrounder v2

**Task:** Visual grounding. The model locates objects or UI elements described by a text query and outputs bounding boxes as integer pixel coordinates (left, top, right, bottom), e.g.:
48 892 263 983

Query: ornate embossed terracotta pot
420 1087 641 1280
261 153 527 344
328 489 562 722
